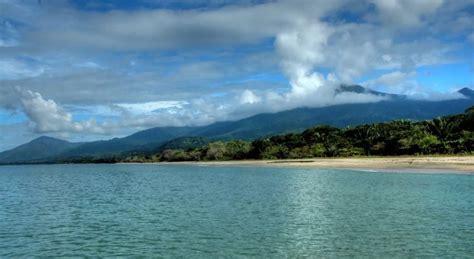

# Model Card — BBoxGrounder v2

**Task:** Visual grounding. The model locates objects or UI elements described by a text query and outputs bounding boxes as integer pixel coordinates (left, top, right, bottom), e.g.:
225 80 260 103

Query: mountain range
1 85 473 164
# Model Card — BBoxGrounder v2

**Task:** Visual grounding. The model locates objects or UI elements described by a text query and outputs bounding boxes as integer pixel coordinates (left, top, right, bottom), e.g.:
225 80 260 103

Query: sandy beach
161 156 474 173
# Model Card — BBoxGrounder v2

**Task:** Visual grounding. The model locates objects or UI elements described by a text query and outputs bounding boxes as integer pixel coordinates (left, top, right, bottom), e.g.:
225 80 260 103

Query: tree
126 107 474 162
345 124 376 155
261 145 289 159
424 117 455 142
399 125 440 155
303 126 342 156
205 142 227 160
249 139 273 159
224 140 251 160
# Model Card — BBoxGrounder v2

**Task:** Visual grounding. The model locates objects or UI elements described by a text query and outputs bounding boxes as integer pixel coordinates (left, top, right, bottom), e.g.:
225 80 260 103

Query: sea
0 164 472 257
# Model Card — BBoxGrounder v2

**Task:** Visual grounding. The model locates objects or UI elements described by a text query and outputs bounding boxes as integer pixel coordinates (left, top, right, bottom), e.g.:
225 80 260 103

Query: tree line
123 106 474 162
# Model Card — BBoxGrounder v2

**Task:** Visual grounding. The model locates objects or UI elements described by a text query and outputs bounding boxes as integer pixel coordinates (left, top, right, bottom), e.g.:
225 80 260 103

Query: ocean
0 164 472 257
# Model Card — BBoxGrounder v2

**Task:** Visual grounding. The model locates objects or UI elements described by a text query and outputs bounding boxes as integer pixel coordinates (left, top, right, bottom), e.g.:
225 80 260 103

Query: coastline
156 156 474 174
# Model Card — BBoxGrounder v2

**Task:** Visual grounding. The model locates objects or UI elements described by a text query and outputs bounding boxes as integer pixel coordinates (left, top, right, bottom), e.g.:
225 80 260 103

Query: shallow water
0 164 473 257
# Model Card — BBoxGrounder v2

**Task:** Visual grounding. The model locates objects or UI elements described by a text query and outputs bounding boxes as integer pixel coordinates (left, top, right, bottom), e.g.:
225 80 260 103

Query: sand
160 156 474 174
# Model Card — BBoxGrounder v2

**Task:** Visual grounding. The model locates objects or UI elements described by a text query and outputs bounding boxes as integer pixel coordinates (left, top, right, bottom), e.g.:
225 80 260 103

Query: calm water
0 164 472 257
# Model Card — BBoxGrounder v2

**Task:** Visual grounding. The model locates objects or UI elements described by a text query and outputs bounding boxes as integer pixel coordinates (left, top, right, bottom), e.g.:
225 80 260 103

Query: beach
162 156 474 173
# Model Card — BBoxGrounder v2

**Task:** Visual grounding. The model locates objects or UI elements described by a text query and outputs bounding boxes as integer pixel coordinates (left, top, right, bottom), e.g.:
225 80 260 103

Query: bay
0 164 472 257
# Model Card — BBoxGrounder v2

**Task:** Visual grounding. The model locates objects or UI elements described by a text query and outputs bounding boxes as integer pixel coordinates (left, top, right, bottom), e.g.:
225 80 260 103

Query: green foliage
399 125 440 154
310 143 326 157
261 145 289 159
225 140 252 160
205 142 227 160
160 150 192 161
157 137 210 151
126 106 474 162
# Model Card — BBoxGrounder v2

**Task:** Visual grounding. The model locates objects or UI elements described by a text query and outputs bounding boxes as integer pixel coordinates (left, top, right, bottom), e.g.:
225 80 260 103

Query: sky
0 0 473 151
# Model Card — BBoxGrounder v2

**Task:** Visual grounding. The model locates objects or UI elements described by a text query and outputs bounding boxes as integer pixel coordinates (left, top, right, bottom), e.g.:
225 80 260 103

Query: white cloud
363 70 468 99
0 0 472 146
408 90 467 101
333 91 388 104
17 89 106 134
239 89 261 104
116 101 188 115
75 61 103 69
20 0 344 50
371 0 444 28
0 59 44 80
364 70 417 89
276 20 331 97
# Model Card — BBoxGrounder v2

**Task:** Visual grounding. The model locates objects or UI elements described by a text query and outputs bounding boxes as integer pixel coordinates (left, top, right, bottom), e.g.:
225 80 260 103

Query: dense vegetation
1 86 473 165
123 106 474 163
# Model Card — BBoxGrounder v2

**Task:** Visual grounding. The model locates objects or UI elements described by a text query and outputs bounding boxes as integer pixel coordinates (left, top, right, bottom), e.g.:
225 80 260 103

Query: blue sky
0 0 473 151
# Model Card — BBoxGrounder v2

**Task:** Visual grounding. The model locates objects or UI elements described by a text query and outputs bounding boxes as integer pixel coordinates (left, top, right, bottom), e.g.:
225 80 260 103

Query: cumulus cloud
0 0 472 146
276 20 331 97
267 10 407 109
16 88 106 134
239 89 261 104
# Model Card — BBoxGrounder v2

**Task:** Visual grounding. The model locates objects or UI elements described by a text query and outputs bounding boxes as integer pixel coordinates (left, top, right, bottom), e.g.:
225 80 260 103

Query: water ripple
0 164 473 257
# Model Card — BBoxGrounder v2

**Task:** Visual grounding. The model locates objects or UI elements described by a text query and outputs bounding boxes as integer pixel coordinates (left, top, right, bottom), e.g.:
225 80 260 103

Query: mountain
190 96 474 140
1 85 473 164
336 84 404 99
155 137 211 152
56 127 199 158
459 87 474 98
0 136 81 164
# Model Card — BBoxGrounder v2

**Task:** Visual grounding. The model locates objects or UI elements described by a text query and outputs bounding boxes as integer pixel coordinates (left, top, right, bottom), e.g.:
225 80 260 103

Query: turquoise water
0 164 472 257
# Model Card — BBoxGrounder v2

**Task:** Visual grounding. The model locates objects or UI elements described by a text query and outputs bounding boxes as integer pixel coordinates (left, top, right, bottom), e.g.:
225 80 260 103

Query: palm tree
349 124 377 155
424 117 455 142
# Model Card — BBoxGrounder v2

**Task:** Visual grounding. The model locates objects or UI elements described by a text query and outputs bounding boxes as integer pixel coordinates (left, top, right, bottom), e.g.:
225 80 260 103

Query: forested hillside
124 106 474 162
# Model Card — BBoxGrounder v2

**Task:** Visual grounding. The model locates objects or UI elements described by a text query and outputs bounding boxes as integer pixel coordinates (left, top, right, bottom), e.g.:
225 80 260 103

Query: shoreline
3 156 472 174
156 156 474 174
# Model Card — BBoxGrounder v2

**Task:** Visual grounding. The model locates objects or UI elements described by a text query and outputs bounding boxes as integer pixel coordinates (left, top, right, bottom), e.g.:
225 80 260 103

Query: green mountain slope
56 127 199 158
0 136 82 164
1 86 473 164
195 97 474 140
139 106 474 162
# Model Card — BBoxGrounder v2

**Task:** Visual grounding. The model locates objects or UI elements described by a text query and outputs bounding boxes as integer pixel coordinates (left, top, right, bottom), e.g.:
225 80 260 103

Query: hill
459 87 474 98
0 136 82 164
1 85 473 164
126 105 474 162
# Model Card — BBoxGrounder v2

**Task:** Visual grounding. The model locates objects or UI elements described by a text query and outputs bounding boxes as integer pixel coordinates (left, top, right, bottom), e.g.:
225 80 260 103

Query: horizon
1 0 473 151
